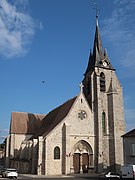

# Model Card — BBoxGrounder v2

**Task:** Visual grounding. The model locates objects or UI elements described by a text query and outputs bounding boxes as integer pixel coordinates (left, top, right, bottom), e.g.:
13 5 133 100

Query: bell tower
82 15 125 173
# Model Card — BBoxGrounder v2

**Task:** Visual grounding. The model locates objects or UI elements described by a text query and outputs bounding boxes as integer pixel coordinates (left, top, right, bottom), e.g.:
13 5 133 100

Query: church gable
45 91 94 139
64 92 94 136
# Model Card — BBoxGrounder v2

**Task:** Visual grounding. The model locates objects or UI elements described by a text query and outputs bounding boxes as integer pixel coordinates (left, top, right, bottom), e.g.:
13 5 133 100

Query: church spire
93 14 104 61
93 2 103 57
84 12 114 75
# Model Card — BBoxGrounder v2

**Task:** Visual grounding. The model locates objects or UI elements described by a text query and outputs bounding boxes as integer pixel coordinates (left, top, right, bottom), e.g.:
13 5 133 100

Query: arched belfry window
102 112 106 134
54 146 60 159
100 72 106 92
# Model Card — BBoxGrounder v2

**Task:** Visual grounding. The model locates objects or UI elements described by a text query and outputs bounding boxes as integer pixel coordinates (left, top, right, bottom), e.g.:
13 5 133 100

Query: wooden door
82 153 89 173
73 153 80 173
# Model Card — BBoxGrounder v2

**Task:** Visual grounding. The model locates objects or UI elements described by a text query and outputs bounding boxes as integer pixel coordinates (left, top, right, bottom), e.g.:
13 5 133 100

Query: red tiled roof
10 112 45 134
122 129 135 137
31 96 77 139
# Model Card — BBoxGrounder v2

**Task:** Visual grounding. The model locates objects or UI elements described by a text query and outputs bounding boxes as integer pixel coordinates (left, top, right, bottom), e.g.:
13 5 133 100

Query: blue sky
0 0 135 141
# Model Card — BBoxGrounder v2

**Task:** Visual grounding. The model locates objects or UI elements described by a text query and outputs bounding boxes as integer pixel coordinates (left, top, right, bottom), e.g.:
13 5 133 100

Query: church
5 15 126 175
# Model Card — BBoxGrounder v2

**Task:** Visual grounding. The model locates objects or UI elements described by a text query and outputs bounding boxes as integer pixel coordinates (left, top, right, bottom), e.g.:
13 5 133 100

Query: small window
102 112 106 134
100 72 106 92
54 146 60 159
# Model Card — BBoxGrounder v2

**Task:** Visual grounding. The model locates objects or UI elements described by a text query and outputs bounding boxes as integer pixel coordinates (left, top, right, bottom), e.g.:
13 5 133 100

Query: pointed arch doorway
72 140 93 174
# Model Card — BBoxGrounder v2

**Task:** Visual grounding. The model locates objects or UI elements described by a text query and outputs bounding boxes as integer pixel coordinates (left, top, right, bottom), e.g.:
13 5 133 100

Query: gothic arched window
100 72 106 92
102 112 106 134
54 146 60 159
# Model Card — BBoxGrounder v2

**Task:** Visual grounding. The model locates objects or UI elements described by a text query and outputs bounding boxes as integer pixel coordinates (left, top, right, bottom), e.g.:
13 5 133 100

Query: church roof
122 129 135 137
31 96 77 139
10 112 45 134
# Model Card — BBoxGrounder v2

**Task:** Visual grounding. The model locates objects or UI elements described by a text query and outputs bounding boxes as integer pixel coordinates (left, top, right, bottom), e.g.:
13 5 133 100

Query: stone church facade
5 16 125 175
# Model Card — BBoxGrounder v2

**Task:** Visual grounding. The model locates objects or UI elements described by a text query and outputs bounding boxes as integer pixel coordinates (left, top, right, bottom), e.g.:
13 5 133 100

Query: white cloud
0 0 36 58
39 21 44 31
102 0 135 74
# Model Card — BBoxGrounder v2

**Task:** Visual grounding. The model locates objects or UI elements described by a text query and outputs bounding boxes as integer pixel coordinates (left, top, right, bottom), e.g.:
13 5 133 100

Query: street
0 173 120 180
17 174 117 180
18 177 102 180
18 174 100 180
0 177 101 180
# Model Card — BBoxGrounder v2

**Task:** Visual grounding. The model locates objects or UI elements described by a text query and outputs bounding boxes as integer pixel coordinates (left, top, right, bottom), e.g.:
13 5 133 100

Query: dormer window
100 72 106 92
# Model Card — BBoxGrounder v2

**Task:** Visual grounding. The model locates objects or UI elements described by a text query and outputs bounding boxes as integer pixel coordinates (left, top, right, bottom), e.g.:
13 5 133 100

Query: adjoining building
122 129 135 165
5 15 126 175
5 112 45 173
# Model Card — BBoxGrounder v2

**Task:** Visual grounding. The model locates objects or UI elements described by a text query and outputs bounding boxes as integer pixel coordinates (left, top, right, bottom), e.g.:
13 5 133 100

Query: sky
0 0 135 142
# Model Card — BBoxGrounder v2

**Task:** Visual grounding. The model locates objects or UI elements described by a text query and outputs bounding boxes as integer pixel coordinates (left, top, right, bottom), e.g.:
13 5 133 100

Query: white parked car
105 172 120 179
2 168 18 178
120 164 135 179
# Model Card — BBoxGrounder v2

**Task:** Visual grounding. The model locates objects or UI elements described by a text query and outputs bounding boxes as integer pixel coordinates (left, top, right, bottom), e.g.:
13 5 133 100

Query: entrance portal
72 140 93 174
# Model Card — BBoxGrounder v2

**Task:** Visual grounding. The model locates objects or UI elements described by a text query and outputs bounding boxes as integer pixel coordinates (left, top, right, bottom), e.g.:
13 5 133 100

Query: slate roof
31 96 77 139
10 112 45 134
122 129 135 137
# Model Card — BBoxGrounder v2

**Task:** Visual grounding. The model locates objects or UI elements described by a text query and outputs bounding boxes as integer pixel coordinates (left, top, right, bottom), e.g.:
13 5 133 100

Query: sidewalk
0 173 84 179
19 174 73 178
19 173 99 178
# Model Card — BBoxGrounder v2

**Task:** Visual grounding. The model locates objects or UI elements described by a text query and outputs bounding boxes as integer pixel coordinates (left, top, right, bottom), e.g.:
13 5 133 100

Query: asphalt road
18 176 98 179
18 175 117 180
0 174 119 180
0 177 118 180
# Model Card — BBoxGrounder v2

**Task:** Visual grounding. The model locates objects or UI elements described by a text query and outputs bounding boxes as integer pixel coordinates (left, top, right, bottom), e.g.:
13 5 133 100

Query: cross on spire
94 2 100 26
